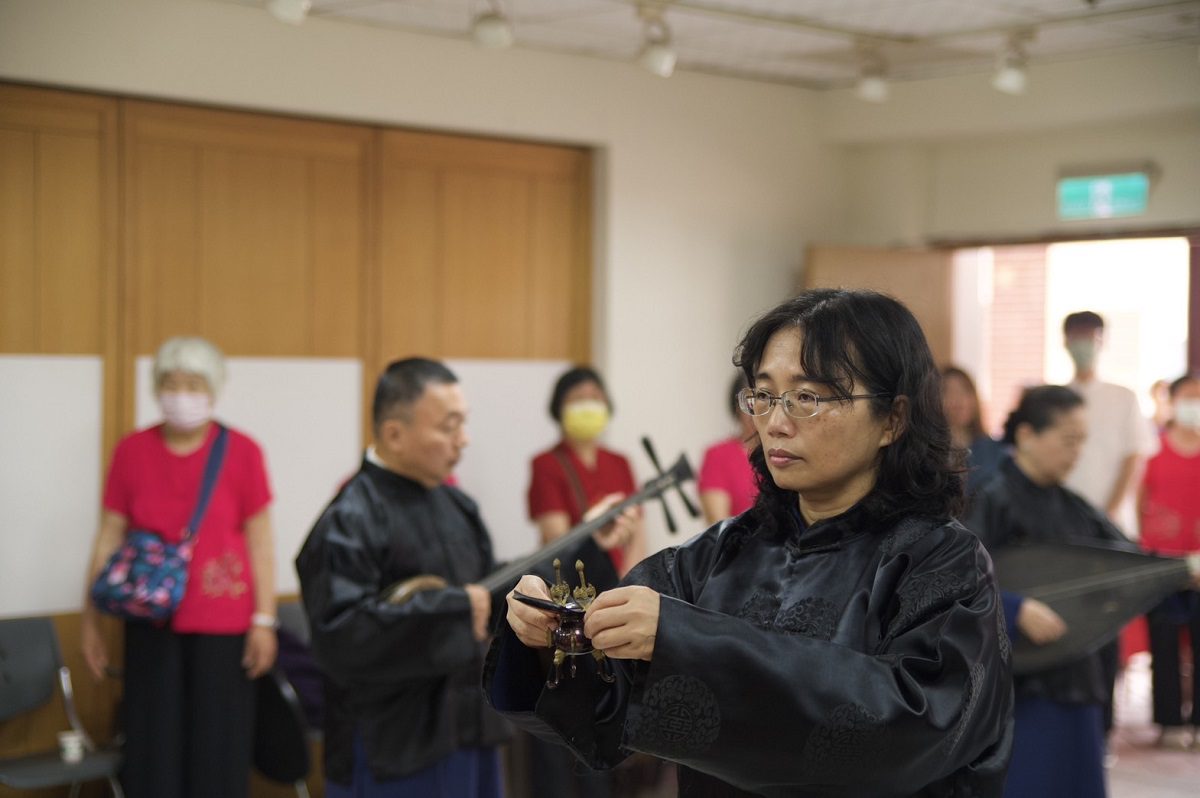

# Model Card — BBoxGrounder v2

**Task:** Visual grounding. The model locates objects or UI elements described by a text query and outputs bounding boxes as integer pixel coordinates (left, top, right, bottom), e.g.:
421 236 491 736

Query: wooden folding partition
0 80 592 797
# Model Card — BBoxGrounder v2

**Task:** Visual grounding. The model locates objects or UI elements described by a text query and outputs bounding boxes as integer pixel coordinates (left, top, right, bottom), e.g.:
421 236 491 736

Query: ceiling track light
854 44 888 103
266 0 311 25
992 30 1034 95
637 4 677 78
471 2 515 50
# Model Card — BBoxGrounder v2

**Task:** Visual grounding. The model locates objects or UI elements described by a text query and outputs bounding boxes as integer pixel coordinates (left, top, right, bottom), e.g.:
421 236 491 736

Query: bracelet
250 612 278 629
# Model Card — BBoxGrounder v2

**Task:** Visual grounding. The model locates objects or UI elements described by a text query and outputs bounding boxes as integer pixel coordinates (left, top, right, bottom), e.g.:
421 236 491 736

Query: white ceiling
226 0 1200 88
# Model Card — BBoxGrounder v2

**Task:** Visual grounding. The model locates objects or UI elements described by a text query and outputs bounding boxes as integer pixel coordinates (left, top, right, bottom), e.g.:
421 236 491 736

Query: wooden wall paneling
311 158 366 358
125 139 203 369
569 156 592 365
528 177 575 359
0 126 36 350
378 129 592 362
36 132 104 353
200 148 313 355
0 84 116 361
803 245 954 365
122 99 372 364
440 169 532 357
377 163 440 360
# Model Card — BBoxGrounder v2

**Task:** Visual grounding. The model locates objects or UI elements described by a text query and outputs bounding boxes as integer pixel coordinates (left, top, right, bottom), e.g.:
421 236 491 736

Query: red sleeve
528 452 571 520
614 453 637 497
101 434 137 517
697 442 725 494
234 433 273 521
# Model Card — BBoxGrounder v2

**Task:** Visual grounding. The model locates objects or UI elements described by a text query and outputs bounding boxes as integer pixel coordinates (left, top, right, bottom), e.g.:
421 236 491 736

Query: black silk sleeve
297 505 479 687
484 522 1012 796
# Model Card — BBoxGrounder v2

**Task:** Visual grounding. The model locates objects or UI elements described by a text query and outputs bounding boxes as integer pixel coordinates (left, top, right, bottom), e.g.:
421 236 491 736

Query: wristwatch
250 612 279 630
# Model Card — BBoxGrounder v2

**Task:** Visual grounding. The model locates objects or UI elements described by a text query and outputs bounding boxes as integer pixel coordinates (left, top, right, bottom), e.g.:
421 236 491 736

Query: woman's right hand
1016 598 1068 645
80 611 109 681
506 575 558 649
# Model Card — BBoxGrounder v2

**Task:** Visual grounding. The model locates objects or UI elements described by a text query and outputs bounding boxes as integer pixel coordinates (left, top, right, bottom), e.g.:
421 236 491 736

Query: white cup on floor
57 730 84 764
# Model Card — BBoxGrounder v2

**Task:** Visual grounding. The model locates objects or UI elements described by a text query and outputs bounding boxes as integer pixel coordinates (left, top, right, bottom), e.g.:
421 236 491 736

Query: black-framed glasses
737 387 891 420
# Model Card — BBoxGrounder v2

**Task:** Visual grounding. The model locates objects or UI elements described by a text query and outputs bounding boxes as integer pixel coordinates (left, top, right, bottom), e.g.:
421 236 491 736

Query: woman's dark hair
727 372 748 419
941 365 986 439
1000 385 1084 445
733 288 962 526
372 357 458 430
549 366 611 422
1168 372 1199 398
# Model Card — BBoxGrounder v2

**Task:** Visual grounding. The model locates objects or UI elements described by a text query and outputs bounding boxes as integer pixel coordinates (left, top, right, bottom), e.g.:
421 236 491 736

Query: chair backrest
253 668 310 784
0 617 62 721
277 601 310 647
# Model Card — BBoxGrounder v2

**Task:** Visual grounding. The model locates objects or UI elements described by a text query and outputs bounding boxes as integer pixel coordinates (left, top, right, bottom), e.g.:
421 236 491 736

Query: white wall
823 46 1200 245
0 0 840 553
2 0 1196 563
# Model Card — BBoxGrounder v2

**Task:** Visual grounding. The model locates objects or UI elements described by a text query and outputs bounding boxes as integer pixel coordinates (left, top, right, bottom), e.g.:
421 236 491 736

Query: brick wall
986 245 1049 436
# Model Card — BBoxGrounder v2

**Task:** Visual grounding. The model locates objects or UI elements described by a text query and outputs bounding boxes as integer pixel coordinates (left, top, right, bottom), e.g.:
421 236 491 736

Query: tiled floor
1109 654 1200 798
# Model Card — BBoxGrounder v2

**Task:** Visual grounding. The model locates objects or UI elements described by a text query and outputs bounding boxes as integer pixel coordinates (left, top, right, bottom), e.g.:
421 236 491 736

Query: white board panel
0 356 103 618
136 357 361 595
446 359 571 562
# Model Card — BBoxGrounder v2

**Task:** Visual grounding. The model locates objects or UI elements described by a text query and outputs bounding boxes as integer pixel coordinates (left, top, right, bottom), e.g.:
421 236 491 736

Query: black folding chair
0 616 124 797
254 668 312 798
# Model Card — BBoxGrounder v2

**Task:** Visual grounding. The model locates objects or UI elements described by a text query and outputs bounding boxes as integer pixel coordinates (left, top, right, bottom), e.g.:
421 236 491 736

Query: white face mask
1174 398 1200 429
1066 339 1098 372
159 391 213 432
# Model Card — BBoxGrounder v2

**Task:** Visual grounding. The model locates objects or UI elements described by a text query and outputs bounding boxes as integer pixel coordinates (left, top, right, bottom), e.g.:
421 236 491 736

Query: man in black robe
295 358 506 796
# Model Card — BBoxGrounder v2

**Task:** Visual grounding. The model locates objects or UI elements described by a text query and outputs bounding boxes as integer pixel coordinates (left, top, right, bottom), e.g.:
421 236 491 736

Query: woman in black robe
967 385 1132 798
485 289 1013 797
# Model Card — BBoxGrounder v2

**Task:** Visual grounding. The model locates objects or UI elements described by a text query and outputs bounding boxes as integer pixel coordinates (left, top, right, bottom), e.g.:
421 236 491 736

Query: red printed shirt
103 423 272 633
528 441 637 574
1140 432 1200 557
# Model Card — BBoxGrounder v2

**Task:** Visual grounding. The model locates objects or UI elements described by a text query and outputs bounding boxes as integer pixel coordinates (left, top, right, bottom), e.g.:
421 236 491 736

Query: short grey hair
153 337 226 395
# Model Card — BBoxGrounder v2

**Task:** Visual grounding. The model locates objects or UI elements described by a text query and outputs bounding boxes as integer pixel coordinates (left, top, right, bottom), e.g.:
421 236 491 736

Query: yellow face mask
562 400 610 443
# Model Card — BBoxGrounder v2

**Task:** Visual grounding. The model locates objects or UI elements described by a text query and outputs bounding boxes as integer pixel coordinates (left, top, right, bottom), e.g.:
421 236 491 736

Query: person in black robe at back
296 357 625 797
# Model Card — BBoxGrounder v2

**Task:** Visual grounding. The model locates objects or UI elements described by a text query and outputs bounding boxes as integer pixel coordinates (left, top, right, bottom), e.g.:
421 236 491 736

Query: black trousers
121 623 254 798
1148 595 1200 727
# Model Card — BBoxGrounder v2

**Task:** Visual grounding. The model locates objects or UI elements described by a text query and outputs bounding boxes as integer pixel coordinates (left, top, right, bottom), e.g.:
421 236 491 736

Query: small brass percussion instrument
513 558 615 688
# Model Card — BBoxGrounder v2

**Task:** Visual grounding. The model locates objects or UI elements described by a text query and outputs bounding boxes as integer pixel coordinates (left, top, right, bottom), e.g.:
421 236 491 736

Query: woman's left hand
587 493 638 552
242 626 278 679
583 585 660 661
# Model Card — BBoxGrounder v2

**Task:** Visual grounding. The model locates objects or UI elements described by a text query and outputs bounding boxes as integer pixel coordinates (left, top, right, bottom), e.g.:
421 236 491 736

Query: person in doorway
81 336 277 798
697 373 758 524
941 365 1006 499
1061 311 1158 739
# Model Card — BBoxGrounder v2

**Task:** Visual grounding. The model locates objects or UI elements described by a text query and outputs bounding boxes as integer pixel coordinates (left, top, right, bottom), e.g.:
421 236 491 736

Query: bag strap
551 447 590 522
182 425 229 541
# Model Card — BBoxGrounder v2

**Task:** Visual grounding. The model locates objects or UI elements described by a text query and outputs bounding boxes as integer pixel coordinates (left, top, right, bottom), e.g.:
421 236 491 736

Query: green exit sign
1057 173 1149 220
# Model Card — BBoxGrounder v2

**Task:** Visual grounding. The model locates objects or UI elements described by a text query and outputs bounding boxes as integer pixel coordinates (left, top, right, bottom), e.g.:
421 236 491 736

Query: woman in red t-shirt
80 337 276 798
698 373 758 524
1139 373 1200 749
528 366 645 578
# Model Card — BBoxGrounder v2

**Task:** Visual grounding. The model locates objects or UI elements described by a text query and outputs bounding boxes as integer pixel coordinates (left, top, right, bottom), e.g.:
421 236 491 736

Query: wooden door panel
378 165 439 359
200 149 312 355
38 132 104 352
440 170 531 357
128 141 202 351
311 159 364 357
528 177 576 359
804 245 953 365
0 128 36 350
